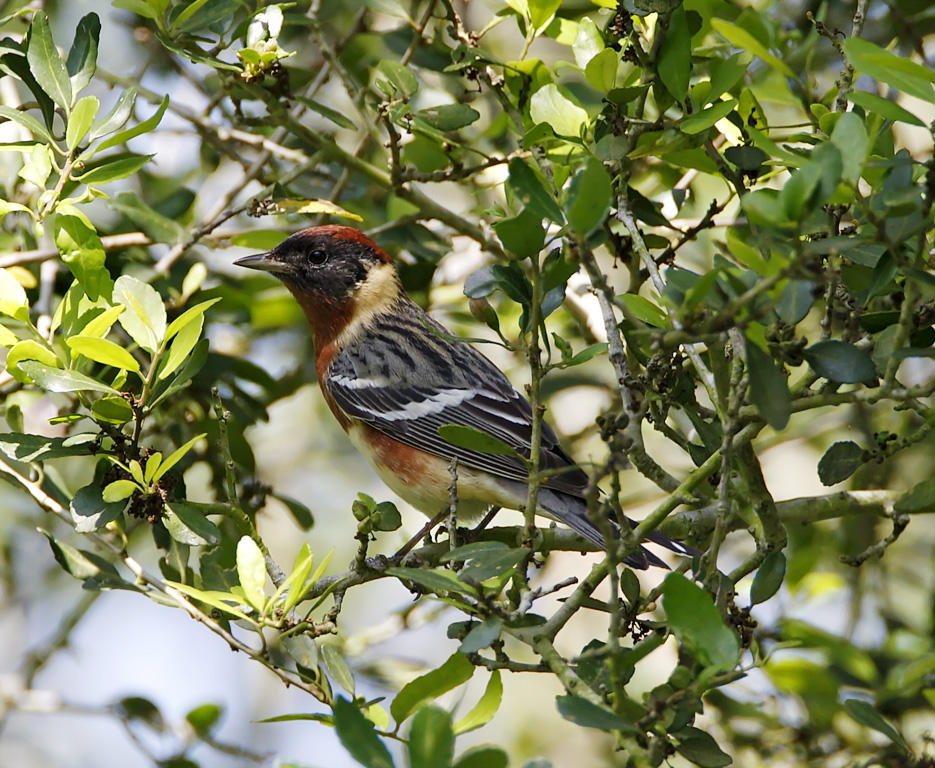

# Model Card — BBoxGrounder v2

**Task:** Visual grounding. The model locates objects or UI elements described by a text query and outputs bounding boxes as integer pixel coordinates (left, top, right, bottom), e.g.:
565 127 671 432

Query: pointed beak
233 251 289 274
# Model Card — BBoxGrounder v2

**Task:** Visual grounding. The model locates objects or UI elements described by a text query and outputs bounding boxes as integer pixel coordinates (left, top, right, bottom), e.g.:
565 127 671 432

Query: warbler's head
235 225 398 304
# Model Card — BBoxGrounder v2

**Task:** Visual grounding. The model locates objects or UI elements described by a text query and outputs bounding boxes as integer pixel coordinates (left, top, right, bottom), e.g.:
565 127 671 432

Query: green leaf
842 699 911 753
322 643 355 695
391 652 474 725
459 618 503 653
333 697 395 768
506 158 564 223
745 339 790 431
376 59 418 97
185 703 222 737
438 424 519 456
817 441 863 486
230 230 286 250
89 87 138 140
18 360 119 394
662 572 740 671
42 529 127 587
19 143 52 189
386 567 477 597
6 339 58 371
0 432 95 462
165 297 220 340
750 551 786 605
166 582 253 622
294 96 356 129
151 434 204 483
454 747 508 768
97 94 169 152
775 280 815 325
843 37 935 105
103 479 139 502
803 340 876 384
442 542 526 582
408 706 454 768
236 536 267 611
454 670 502 734
0 105 55 145
159 312 203 379
680 98 736 135
113 274 166 354
112 0 162 22
566 156 612 236
585 48 619 92
675 727 733 767
0 267 28 318
91 395 133 424
710 18 794 79
70 483 126 532
27 11 72 110
66 13 100 94
414 104 480 131
528 0 561 32
55 215 112 301
80 305 125 337
66 95 100 150
76 153 152 185
894 478 935 514
848 90 924 127
657 6 691 101
572 17 603 68
493 208 545 259
529 84 588 137
109 190 183 243
67 335 141 373
163 502 221 546
619 293 667 326
830 112 867 186
555 695 635 732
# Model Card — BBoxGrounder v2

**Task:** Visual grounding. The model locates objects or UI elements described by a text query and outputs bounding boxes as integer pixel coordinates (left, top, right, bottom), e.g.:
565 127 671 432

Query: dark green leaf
662 572 740 671
66 13 100 94
507 158 564 223
555 694 635 732
322 643 355 695
376 59 418 97
164 502 221 546
27 11 72 109
76 153 152 185
70 483 126 533
775 280 815 325
386 567 477 597
681 99 736 134
454 747 508 768
745 339 790 431
803 340 876 384
294 96 356 129
750 551 786 605
842 699 911 753
675 727 733 767
566 156 612 236
442 542 526 582
848 90 924 127
459 618 503 653
817 441 863 486
333 697 395 768
0 432 96 462
657 6 691 101
390 651 474 724
408 706 454 768
438 424 519 456
493 207 545 259
894 478 935 514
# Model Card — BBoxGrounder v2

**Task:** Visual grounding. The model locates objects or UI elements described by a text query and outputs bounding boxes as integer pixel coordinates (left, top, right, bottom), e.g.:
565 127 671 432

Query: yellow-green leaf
67 335 141 373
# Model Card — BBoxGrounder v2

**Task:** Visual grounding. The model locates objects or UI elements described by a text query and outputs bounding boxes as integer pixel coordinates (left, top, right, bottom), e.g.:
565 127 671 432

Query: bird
235 225 694 568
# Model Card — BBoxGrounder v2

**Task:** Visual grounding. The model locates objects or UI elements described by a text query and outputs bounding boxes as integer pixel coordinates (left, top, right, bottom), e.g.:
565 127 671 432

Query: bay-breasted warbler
236 225 693 568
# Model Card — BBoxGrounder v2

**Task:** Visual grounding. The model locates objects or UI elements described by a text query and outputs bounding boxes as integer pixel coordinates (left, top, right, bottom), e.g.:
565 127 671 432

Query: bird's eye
308 249 328 265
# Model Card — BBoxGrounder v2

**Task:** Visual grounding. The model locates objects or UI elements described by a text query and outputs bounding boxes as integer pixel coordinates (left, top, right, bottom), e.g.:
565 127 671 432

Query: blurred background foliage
0 0 934 766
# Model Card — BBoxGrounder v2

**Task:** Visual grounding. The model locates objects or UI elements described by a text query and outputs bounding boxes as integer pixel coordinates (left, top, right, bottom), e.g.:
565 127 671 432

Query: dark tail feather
537 488 696 570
